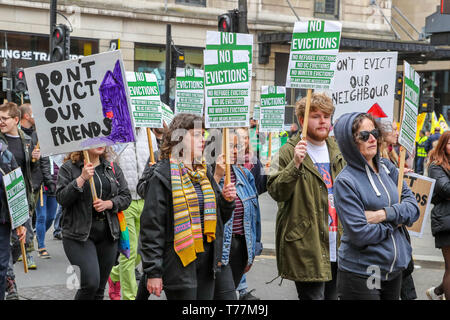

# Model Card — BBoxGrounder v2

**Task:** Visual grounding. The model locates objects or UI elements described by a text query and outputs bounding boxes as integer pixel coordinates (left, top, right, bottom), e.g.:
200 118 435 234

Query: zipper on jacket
375 172 397 280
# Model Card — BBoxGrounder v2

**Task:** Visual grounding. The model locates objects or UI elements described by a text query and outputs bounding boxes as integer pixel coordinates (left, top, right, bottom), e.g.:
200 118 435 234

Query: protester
289 123 299 138
426 131 450 300
139 113 236 300
333 112 420 300
0 102 40 299
213 130 262 300
378 119 417 300
267 92 346 300
415 130 429 175
427 127 442 151
108 127 152 300
56 147 131 300
0 142 27 300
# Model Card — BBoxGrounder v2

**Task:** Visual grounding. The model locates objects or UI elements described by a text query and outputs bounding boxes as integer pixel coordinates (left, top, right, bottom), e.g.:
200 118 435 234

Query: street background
14 192 444 300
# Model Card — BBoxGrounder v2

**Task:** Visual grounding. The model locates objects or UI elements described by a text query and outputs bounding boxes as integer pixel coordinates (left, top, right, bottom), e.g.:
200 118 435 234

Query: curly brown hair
295 92 334 120
159 113 205 160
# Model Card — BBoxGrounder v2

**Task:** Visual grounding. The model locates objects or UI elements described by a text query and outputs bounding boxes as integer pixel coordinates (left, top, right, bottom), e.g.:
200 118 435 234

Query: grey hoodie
333 112 419 281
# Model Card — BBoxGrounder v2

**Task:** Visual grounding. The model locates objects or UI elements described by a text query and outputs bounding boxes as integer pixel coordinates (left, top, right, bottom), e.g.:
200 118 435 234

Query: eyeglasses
0 116 12 123
357 129 380 142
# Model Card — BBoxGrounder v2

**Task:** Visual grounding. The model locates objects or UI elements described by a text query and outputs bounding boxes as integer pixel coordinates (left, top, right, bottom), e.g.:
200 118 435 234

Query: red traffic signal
51 24 70 62
218 10 239 33
15 68 27 92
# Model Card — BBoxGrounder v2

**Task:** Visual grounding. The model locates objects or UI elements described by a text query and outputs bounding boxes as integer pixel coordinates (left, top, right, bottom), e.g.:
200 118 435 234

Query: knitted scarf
170 157 217 267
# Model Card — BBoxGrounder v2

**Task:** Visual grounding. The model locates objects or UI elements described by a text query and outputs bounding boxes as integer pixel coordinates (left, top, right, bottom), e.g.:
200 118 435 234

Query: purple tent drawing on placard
97 60 135 144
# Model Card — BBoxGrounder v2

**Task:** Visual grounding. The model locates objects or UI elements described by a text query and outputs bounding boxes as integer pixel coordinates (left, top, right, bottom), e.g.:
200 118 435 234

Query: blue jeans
415 156 425 175
53 204 62 236
35 192 58 249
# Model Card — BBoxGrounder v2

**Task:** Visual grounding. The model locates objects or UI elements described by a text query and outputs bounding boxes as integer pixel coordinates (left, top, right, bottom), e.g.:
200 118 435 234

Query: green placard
175 67 205 115
260 86 286 133
3 168 29 229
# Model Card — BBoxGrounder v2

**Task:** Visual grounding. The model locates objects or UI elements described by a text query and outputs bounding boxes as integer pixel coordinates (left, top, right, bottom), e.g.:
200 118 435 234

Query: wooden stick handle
40 185 44 207
147 128 156 164
224 128 231 186
83 151 98 201
301 89 313 140
397 147 406 202
20 232 28 273
267 132 273 167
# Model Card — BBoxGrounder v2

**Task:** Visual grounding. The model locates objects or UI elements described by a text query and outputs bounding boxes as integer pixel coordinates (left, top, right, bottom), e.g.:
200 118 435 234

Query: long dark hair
159 113 204 160
428 131 450 171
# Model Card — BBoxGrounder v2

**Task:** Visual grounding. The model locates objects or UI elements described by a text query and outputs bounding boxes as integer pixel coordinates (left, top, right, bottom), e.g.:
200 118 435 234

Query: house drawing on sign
99 60 135 144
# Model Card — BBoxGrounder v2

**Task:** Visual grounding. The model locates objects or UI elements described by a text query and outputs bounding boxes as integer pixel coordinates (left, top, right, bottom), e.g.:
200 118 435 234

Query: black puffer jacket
0 143 19 225
429 164 450 236
56 157 132 241
138 159 235 290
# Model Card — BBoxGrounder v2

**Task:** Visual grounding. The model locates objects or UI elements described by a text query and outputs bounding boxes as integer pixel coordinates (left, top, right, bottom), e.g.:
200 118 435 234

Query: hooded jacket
138 159 235 290
333 112 420 281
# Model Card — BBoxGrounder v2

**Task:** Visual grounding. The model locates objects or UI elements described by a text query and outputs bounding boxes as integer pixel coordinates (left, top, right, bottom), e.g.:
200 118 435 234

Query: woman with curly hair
56 146 131 300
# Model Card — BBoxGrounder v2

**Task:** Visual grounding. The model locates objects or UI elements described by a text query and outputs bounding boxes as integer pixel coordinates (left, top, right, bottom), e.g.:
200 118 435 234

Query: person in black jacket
139 113 236 300
56 146 131 300
0 142 27 300
426 131 450 300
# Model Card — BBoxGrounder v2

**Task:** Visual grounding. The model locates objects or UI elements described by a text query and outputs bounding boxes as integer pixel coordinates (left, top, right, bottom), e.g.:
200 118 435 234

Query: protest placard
126 71 163 128
175 67 204 115
204 31 252 128
398 61 420 155
325 52 397 121
2 168 29 229
403 173 436 238
260 86 286 133
286 20 342 90
25 50 135 156
161 102 175 126
253 104 260 121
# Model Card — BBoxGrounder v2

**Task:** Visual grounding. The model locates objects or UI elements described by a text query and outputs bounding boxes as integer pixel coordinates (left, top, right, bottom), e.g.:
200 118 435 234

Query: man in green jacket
267 92 345 300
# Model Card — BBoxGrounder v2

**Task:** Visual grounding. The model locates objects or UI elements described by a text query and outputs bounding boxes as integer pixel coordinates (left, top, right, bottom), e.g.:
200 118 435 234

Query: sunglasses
357 129 380 142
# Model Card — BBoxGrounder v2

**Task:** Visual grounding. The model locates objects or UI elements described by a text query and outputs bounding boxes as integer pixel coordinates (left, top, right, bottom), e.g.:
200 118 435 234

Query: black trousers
295 262 338 300
0 223 11 301
214 235 247 300
62 219 118 300
164 241 216 300
337 269 402 300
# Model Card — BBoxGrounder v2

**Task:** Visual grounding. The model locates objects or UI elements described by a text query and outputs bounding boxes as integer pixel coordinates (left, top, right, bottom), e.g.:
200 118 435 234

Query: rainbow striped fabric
117 210 130 259
170 158 217 267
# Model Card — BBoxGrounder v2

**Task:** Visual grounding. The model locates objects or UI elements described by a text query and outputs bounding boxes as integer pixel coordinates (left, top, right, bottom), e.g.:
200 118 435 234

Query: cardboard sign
126 71 163 128
161 102 174 126
404 173 436 238
398 61 420 154
260 86 286 133
286 20 342 90
25 50 135 156
204 31 252 128
3 168 29 229
175 67 205 115
325 52 397 122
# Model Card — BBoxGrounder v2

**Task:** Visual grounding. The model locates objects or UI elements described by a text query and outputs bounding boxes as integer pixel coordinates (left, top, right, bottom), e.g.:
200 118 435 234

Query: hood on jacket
333 112 382 171
334 112 384 197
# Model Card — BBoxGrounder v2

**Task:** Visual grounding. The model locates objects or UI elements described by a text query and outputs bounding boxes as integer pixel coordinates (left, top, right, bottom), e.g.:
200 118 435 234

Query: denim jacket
219 165 262 266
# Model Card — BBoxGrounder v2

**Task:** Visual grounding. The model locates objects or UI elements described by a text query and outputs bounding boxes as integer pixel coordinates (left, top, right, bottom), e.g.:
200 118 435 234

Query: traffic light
395 72 403 100
14 68 27 93
418 95 435 114
218 10 239 32
51 24 70 62
170 45 185 79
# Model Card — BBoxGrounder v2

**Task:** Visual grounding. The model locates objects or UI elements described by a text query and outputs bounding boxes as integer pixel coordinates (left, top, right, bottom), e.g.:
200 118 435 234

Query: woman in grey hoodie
333 112 420 300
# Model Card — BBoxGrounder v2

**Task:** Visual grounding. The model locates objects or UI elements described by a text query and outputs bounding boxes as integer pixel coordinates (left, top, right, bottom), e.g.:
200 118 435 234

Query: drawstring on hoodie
365 164 381 197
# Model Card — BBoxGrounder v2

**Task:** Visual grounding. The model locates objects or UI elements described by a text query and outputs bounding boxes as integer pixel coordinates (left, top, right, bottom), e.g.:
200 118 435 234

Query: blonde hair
295 92 334 120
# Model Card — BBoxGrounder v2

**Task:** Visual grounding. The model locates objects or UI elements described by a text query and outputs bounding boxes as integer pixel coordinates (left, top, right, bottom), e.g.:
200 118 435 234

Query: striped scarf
170 157 217 267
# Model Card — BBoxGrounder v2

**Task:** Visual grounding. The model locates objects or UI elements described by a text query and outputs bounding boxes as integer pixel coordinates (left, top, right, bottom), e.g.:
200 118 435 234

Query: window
175 0 206 7
314 0 339 19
